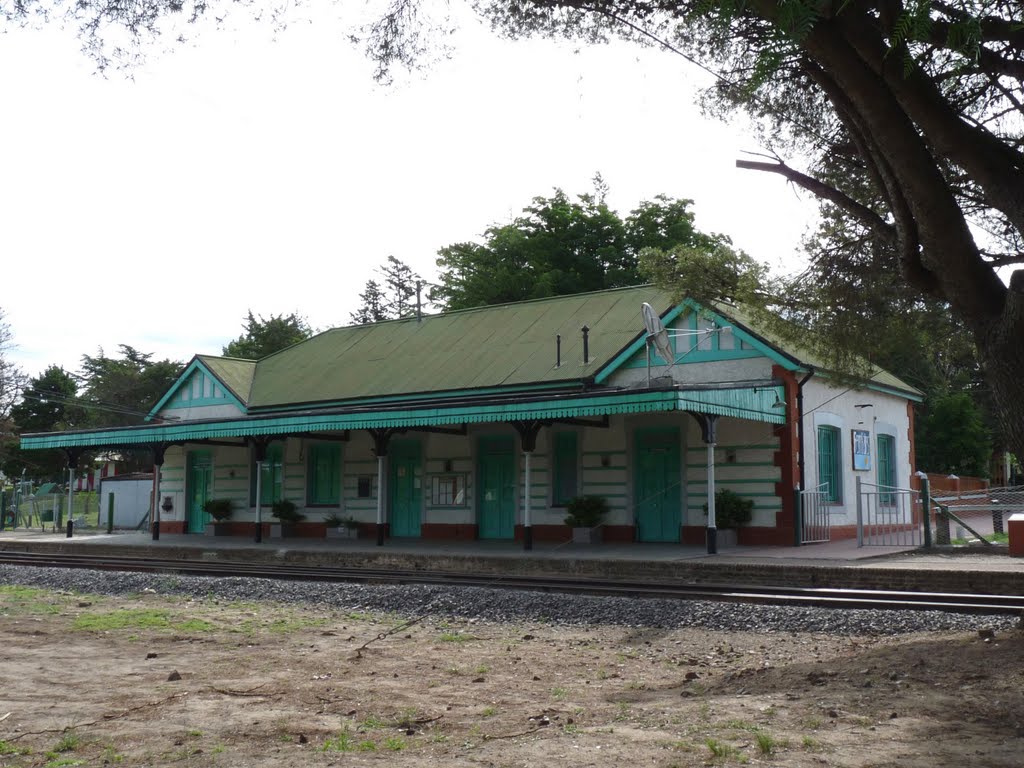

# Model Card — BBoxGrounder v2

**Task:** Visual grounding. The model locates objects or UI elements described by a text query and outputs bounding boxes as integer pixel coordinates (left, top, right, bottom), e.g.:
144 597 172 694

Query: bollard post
66 518 74 538
107 493 114 534
920 476 932 548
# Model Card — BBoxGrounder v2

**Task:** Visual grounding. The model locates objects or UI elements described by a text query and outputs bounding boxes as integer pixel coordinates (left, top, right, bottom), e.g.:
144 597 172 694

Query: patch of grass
52 733 81 753
801 735 823 752
705 738 740 761
44 759 84 768
101 745 124 763
0 740 30 756
551 687 567 700
185 729 202 739
613 701 631 721
563 723 579 734
0 585 65 614
755 731 778 756
357 740 377 752
72 609 214 633
481 706 497 718
475 664 489 675
361 714 389 729
322 728 355 752
383 736 406 751
801 716 822 731
439 632 471 643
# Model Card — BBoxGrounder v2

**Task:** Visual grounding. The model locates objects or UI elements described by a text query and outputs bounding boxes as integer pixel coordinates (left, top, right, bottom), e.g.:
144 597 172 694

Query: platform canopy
20 384 786 451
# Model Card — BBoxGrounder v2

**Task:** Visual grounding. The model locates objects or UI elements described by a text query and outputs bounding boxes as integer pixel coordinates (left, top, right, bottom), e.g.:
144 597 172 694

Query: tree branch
735 157 896 243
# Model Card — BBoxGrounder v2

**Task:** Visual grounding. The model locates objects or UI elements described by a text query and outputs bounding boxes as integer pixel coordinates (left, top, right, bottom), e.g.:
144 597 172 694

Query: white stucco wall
801 378 914 526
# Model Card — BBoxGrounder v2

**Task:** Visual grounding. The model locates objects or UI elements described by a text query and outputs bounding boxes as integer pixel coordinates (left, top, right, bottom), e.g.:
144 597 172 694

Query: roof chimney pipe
581 325 590 365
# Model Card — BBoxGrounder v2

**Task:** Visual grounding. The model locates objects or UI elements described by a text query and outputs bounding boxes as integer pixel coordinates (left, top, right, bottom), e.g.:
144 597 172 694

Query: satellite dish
641 303 675 366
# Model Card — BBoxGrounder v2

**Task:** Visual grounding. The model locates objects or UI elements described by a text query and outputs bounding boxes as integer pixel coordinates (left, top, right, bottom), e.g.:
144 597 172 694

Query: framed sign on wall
852 429 872 471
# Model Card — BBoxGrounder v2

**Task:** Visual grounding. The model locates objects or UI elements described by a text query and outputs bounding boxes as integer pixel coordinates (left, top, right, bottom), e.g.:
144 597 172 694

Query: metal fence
930 485 1024 543
798 483 831 544
856 477 924 547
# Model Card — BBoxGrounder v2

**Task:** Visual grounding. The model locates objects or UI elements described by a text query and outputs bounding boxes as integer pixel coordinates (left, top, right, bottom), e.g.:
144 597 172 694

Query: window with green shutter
817 426 842 503
250 444 284 506
552 432 578 507
877 434 896 505
307 443 341 506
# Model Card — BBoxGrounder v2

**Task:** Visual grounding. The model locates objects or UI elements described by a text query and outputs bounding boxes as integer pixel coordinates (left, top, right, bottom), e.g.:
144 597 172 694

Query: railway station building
21 286 921 547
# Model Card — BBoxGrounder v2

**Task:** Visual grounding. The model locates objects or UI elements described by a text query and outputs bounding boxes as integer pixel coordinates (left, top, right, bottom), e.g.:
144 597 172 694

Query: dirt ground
1 584 1022 767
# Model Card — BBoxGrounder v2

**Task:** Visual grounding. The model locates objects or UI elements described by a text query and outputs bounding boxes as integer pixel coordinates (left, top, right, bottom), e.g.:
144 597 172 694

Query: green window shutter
552 432 578 506
817 426 841 503
877 434 895 504
251 444 284 505
308 443 341 505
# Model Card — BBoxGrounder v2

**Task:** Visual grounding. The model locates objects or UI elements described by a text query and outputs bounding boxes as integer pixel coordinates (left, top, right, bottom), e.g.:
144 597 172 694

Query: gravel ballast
1 564 1017 635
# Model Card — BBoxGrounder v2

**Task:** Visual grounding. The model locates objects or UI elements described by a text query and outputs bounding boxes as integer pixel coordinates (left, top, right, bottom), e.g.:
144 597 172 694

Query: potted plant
324 512 360 540
703 489 754 548
202 498 234 536
564 495 609 544
270 499 306 538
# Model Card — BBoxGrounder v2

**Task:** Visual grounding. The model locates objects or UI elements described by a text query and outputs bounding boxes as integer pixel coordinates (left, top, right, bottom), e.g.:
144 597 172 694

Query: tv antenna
642 302 675 386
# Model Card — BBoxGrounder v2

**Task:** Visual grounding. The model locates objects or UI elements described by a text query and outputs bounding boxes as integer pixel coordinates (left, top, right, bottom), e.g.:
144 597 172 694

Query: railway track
0 549 1021 615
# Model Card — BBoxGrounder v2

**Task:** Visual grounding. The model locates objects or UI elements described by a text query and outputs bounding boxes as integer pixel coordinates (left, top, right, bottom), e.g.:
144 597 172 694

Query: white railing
799 483 831 544
856 477 924 547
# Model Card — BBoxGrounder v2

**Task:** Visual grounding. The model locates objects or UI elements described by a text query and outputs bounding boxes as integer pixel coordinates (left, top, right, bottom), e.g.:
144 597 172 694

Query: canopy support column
369 429 402 546
150 444 167 541
251 438 269 543
689 413 719 555
512 420 546 551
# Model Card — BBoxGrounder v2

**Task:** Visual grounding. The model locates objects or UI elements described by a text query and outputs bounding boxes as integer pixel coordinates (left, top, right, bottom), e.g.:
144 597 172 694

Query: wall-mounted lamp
754 387 787 410
854 403 874 425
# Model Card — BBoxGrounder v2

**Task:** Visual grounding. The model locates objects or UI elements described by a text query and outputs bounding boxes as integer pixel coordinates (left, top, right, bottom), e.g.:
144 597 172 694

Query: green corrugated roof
198 355 257 404
246 286 676 409
717 302 921 397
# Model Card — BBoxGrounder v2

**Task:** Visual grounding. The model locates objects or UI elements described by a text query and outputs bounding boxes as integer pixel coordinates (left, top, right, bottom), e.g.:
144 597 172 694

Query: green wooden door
187 451 213 533
478 437 516 539
389 441 422 537
634 428 681 542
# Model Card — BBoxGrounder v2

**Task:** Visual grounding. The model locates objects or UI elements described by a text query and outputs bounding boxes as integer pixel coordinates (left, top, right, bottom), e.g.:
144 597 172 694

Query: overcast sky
1 3 819 378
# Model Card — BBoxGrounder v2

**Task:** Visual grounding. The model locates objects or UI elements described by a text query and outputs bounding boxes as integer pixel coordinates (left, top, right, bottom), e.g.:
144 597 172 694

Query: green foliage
917 392 991 477
703 489 754 529
222 311 312 359
271 499 305 523
3 365 80 480
72 609 215 632
202 498 233 522
564 494 609 528
351 256 423 324
77 345 183 468
322 727 355 752
432 179 725 310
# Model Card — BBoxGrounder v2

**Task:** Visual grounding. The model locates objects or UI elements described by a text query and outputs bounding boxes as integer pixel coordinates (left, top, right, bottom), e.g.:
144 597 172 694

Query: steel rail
0 550 1021 615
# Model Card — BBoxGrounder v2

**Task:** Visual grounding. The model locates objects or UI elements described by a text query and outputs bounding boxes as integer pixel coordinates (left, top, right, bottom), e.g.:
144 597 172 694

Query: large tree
2 366 81 481
223 311 313 359
351 256 426 323
78 345 182 428
433 181 727 310
0 309 27 474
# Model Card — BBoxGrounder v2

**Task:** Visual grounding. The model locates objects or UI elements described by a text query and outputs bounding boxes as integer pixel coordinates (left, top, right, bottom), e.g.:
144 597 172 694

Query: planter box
571 526 602 544
326 527 359 540
716 528 738 548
